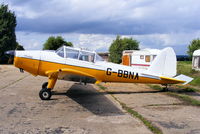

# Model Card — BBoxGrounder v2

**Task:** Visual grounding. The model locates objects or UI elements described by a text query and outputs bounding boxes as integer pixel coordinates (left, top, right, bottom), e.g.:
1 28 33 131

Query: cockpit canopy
56 46 103 62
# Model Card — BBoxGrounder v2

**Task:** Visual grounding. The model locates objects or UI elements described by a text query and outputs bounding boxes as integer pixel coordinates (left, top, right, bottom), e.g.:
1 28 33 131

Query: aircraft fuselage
14 50 181 85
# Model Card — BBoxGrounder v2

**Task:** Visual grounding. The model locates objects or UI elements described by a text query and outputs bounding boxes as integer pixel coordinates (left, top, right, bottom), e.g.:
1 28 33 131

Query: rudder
147 47 177 78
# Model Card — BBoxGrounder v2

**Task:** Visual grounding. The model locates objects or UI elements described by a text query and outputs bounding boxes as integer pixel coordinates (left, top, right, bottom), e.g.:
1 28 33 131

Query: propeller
5 50 15 56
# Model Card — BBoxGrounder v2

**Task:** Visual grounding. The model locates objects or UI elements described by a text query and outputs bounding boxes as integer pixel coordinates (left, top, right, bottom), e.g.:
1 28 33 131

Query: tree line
0 4 24 64
0 4 200 64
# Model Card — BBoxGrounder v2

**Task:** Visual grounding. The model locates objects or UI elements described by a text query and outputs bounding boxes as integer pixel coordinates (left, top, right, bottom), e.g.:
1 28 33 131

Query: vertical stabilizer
147 47 177 78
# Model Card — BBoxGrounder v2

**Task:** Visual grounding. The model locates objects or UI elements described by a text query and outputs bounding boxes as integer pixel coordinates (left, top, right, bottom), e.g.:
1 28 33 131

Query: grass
190 77 200 87
174 85 199 92
97 84 107 90
148 85 163 90
149 84 199 92
177 61 200 87
97 84 163 134
146 103 182 107
177 61 193 76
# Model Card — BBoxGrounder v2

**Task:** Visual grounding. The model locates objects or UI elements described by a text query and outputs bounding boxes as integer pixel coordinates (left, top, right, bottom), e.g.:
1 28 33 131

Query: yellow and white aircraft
6 46 193 100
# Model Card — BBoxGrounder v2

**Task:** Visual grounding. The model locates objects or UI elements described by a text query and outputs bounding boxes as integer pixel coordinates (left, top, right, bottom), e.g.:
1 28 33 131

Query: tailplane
174 74 193 85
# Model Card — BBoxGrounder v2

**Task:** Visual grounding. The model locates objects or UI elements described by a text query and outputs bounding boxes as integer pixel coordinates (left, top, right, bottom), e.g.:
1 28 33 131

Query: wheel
42 82 48 89
162 87 168 92
39 88 52 100
161 84 168 92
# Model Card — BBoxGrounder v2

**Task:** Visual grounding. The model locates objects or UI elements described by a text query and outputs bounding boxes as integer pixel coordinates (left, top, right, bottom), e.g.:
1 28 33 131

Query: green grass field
177 61 200 88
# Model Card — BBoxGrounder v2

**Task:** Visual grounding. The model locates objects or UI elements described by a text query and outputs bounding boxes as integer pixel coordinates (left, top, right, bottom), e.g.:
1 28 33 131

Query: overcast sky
1 0 200 54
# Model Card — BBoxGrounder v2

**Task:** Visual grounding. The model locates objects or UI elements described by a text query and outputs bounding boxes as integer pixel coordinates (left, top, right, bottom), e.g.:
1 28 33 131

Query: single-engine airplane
6 46 193 100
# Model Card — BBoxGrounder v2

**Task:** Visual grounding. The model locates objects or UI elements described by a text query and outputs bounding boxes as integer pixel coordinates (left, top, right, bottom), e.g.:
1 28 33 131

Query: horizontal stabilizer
174 74 193 85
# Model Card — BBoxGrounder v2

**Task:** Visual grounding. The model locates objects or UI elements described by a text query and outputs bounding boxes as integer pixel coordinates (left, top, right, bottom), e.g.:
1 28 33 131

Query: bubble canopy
55 46 104 62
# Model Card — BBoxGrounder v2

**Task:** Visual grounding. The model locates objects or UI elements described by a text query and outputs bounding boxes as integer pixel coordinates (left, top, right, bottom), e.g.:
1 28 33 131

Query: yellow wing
45 68 100 84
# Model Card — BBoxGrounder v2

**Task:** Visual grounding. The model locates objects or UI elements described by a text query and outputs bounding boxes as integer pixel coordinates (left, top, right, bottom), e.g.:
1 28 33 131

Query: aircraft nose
5 50 15 56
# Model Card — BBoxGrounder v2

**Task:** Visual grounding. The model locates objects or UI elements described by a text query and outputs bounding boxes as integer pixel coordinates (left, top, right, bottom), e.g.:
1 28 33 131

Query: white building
122 49 161 70
192 49 200 71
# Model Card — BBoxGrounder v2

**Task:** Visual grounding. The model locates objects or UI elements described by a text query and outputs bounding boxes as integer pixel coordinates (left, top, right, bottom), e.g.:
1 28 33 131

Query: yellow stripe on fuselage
14 56 183 84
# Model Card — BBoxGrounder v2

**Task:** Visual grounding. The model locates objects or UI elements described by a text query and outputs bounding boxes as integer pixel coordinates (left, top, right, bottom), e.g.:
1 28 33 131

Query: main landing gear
39 82 52 100
39 87 52 100
39 77 57 100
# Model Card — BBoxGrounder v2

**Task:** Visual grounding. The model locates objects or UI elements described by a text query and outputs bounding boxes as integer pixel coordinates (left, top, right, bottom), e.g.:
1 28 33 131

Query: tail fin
147 47 177 78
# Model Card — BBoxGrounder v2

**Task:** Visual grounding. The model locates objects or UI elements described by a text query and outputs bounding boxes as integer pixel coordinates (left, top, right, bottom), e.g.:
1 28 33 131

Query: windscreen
56 47 64 57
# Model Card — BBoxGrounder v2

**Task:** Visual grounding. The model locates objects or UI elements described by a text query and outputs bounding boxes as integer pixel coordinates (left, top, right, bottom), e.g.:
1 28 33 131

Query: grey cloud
3 0 200 55
2 0 198 35
16 16 187 35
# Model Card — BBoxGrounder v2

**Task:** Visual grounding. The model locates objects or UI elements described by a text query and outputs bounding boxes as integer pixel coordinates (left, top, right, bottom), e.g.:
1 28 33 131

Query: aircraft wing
45 68 100 84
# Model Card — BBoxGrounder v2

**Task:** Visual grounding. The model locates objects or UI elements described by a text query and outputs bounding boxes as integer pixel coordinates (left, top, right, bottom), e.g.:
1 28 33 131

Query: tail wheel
161 84 169 91
39 88 52 100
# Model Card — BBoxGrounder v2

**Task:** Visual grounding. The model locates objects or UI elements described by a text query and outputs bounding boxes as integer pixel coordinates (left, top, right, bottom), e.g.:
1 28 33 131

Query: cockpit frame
56 46 103 62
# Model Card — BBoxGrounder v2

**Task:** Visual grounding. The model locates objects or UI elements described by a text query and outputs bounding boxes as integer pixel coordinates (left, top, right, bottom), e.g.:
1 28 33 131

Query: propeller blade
5 50 15 56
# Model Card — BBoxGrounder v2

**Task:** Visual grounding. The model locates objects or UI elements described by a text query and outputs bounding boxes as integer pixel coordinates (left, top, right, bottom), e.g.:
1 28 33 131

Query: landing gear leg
39 78 57 100
162 84 169 91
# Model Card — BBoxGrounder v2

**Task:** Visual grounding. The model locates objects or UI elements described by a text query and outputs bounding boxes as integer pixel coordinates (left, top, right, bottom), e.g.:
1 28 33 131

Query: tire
42 82 48 89
39 88 52 100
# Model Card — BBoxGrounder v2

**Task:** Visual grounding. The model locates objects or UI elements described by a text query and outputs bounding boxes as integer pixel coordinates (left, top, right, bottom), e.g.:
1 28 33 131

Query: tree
187 38 200 58
16 42 25 50
43 36 73 50
109 35 139 63
0 4 17 64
